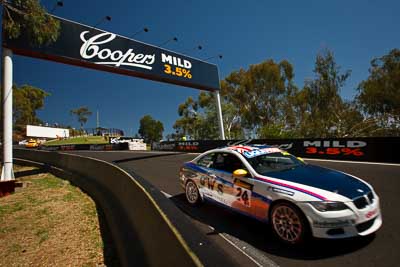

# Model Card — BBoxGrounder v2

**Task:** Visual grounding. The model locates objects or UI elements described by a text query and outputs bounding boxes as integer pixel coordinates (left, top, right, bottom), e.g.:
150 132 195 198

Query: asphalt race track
66 151 400 267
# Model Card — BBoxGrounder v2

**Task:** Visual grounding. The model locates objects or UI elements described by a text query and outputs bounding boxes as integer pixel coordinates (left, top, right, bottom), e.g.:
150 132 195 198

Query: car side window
211 153 248 174
197 153 214 168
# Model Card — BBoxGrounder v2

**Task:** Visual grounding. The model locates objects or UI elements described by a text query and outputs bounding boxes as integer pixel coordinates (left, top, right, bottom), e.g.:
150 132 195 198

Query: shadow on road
14 167 49 178
113 152 185 164
169 193 375 260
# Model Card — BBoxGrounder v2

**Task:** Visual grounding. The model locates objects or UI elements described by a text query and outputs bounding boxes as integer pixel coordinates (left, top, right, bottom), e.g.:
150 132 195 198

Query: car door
195 152 228 205
210 152 255 216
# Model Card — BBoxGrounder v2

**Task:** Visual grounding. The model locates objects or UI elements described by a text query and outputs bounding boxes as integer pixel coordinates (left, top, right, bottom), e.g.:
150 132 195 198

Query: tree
221 59 298 138
198 91 243 139
173 59 299 139
70 107 92 129
1 0 60 46
357 48 400 135
138 115 164 144
296 49 352 137
173 97 200 139
7 84 49 139
13 84 49 126
173 50 397 139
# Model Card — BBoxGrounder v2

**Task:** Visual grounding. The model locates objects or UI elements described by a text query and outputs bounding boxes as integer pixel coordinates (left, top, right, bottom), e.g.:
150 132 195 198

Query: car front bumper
298 197 382 239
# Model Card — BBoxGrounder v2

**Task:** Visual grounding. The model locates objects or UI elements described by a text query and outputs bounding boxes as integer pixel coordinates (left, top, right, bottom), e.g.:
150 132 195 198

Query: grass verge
0 166 105 266
44 136 108 146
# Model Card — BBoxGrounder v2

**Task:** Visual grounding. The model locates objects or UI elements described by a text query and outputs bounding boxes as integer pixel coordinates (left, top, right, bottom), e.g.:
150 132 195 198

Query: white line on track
160 190 279 267
161 191 172 198
212 227 279 267
210 226 264 267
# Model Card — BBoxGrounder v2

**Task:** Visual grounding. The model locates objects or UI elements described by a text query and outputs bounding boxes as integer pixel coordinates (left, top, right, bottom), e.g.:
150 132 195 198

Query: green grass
0 166 105 265
44 136 108 146
0 202 25 216
31 176 64 189
35 228 49 244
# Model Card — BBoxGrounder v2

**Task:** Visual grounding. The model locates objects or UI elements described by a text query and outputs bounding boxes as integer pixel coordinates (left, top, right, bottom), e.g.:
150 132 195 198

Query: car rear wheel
270 202 308 245
185 180 201 206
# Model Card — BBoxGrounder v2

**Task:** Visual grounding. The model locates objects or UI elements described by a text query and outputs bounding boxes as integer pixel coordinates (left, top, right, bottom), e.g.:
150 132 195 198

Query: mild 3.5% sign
162 53 193 79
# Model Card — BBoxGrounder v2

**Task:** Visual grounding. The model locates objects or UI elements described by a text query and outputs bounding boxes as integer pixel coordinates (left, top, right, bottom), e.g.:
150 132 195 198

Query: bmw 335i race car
179 145 382 244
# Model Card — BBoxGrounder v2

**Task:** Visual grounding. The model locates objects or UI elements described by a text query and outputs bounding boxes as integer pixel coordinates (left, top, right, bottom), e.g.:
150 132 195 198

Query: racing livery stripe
185 162 273 205
185 162 326 201
184 162 208 174
229 145 253 151
252 190 272 204
203 195 269 223
254 176 327 201
184 162 234 186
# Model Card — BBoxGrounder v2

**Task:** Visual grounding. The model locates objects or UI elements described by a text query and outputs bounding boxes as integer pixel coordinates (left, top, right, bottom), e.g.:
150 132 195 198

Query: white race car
179 145 382 244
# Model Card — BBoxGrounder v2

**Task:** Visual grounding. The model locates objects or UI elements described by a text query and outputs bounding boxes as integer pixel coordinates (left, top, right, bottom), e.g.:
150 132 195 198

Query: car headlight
309 201 349 212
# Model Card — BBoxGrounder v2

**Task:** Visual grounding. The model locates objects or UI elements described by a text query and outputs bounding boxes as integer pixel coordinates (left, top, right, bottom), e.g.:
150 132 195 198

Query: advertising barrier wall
27 125 70 138
40 143 129 151
153 137 400 163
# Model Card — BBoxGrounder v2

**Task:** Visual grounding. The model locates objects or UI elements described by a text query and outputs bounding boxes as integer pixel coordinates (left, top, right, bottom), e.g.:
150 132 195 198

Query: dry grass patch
0 166 105 266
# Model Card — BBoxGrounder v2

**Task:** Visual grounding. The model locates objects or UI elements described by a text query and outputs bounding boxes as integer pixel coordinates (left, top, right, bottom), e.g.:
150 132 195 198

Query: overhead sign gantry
1 14 225 180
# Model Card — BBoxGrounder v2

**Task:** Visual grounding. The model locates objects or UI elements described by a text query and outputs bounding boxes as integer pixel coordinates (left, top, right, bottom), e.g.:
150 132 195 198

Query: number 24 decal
235 187 251 207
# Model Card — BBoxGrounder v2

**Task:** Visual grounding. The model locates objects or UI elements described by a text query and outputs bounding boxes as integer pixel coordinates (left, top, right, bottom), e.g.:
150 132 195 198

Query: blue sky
3 0 400 136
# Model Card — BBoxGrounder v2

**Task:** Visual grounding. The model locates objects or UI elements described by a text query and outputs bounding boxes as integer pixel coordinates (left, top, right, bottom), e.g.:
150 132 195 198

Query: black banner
153 137 400 163
3 16 220 91
40 143 129 151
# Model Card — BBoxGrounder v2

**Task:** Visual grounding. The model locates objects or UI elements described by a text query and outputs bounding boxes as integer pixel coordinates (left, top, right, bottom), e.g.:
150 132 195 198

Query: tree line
9 83 94 140
172 48 400 140
13 48 397 143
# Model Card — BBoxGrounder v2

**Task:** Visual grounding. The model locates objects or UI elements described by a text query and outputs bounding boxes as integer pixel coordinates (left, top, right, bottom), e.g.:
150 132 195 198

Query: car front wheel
270 202 308 245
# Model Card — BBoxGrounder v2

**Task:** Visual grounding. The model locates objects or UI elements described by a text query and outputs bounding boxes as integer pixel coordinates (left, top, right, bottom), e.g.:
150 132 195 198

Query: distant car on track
25 139 39 148
18 139 28 145
179 145 382 244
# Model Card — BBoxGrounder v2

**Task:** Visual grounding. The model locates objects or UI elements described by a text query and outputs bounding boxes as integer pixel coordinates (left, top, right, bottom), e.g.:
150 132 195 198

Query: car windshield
246 152 305 175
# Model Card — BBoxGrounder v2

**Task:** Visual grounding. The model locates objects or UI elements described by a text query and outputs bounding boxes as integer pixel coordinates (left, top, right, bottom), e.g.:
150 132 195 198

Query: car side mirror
233 169 248 178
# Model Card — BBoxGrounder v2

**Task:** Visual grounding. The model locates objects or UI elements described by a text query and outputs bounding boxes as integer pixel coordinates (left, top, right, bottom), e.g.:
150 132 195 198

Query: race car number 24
234 185 251 207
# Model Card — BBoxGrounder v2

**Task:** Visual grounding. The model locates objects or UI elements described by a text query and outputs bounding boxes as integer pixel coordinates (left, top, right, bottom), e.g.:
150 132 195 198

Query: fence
153 137 400 163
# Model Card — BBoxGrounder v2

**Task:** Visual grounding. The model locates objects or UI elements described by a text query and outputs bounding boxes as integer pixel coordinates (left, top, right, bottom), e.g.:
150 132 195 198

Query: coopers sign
2 16 220 91
79 31 156 70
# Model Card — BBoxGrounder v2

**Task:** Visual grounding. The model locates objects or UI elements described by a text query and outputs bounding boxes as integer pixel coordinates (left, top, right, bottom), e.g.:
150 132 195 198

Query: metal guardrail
13 148 201 267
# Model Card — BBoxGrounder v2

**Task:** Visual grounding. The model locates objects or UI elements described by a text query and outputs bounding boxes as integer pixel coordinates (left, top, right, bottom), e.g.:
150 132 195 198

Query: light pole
50 1 63 13
129 27 149 39
203 54 223 61
203 55 225 139
93 16 112 29
1 48 14 182
158 37 178 47
182 45 202 54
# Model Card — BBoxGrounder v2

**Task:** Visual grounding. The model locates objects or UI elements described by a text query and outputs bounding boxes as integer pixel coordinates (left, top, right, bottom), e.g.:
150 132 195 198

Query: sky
2 0 399 137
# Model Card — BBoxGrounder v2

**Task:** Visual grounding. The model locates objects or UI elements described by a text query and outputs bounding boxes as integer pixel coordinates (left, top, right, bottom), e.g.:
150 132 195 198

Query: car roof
207 144 283 158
